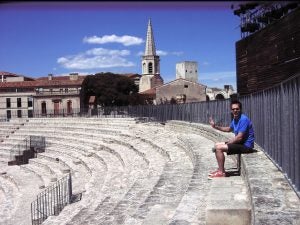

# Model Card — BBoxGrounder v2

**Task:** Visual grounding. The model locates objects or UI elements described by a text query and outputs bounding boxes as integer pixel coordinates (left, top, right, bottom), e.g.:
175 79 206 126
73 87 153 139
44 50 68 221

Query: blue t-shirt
230 114 255 148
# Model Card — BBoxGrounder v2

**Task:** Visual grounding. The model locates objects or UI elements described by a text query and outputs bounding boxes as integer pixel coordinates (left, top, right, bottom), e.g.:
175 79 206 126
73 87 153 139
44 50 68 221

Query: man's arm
227 132 244 144
209 117 232 132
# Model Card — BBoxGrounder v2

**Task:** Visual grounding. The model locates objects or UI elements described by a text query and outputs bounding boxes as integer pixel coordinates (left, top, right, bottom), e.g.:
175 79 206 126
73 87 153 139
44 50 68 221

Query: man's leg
215 143 228 173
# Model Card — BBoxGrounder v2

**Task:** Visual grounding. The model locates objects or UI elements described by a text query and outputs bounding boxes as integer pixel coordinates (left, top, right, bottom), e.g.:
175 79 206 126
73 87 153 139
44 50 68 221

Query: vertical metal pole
31 202 34 225
68 172 73 204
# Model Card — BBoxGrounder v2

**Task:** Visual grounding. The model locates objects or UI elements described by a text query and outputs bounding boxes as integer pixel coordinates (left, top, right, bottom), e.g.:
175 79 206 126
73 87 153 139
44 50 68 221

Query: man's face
231 103 241 119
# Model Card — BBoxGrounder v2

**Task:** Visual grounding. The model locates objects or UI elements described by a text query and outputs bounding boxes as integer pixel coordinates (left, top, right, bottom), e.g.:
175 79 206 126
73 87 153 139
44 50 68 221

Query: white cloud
86 48 130 56
83 34 144 46
57 47 135 70
55 71 93 76
171 51 184 56
156 50 168 56
137 51 144 56
202 61 210 66
137 50 183 56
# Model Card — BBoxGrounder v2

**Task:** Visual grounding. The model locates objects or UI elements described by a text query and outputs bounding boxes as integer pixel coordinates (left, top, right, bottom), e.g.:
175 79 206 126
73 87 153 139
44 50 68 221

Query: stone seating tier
1 118 298 225
1 118 237 225
0 165 43 225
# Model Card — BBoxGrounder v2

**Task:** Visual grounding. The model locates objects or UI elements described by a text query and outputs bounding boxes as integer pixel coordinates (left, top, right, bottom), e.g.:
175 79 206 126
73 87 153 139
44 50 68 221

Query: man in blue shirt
208 100 255 179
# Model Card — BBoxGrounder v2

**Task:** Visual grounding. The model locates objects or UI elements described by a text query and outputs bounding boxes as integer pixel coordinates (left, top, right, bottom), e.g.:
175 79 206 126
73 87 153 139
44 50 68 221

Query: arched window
148 62 153 74
215 94 225 100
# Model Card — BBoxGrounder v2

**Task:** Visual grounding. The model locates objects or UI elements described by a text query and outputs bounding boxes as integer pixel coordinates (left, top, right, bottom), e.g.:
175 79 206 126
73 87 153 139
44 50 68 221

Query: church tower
139 19 163 93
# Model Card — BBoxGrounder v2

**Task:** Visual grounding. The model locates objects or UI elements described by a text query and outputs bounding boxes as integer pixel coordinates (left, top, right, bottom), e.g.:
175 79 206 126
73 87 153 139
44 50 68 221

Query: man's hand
209 117 216 128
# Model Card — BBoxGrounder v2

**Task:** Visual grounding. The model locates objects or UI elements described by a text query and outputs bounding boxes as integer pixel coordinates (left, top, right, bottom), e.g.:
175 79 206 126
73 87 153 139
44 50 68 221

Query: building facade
156 78 206 104
0 72 85 119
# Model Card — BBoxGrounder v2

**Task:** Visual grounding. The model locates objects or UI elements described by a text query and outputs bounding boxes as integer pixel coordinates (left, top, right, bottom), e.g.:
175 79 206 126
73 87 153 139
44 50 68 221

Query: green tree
81 72 142 108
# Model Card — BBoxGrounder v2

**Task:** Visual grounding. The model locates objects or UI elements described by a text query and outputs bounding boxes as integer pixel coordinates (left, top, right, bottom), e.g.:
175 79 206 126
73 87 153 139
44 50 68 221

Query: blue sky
0 1 241 89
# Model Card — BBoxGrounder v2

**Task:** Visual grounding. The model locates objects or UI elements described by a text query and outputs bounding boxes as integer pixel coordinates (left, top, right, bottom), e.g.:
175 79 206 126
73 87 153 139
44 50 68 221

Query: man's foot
208 169 220 176
208 171 226 179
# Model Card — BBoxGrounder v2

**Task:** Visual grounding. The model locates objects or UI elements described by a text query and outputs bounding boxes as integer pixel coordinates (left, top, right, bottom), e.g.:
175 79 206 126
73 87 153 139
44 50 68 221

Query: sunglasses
231 108 240 111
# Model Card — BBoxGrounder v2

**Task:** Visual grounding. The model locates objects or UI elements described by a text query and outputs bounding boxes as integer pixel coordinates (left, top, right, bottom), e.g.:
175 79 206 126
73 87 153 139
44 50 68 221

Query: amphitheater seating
1 117 298 225
1 117 217 225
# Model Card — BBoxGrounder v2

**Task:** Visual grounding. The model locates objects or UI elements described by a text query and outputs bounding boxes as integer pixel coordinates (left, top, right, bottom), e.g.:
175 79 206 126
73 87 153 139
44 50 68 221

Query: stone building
156 78 206 104
176 61 198 83
0 72 85 119
139 19 163 93
206 85 235 101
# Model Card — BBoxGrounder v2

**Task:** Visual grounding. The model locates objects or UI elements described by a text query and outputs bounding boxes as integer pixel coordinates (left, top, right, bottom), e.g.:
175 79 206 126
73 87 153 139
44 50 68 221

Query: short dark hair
230 100 242 110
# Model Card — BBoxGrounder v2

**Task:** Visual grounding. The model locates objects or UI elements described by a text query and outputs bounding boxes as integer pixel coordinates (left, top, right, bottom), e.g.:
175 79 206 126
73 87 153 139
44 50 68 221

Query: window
41 102 47 115
67 100 72 114
65 88 69 93
184 85 188 88
6 98 11 108
17 110 22 118
6 110 11 119
28 97 33 107
28 110 33 118
148 63 153 74
17 98 22 107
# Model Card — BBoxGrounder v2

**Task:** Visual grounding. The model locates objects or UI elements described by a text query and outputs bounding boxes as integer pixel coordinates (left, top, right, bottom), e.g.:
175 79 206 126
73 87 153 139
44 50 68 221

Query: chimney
48 74 53 80
69 73 78 80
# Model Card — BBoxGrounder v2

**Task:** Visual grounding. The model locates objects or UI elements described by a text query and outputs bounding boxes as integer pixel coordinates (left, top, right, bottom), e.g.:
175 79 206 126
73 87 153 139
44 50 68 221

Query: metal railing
241 75 300 196
8 136 45 165
31 173 72 225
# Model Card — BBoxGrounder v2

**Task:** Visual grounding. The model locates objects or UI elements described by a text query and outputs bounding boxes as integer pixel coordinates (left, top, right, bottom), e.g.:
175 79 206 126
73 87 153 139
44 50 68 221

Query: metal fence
241 75 300 196
30 136 46 153
8 136 46 165
31 173 72 225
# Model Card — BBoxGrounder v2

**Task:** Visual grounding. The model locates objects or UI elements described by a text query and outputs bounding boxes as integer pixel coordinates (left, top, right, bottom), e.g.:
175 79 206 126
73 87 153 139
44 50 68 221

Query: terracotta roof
36 75 85 81
0 71 18 77
0 75 86 88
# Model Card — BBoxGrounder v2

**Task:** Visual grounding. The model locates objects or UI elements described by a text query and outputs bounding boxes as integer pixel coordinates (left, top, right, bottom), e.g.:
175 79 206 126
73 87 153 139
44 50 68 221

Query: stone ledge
206 177 251 225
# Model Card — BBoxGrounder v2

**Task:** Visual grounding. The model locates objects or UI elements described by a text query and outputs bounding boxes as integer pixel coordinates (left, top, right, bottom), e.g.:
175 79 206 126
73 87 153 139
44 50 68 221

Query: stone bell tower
139 19 163 93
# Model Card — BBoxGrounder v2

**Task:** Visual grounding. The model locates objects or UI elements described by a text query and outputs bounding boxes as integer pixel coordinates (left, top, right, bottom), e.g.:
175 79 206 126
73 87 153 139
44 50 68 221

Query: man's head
230 100 242 119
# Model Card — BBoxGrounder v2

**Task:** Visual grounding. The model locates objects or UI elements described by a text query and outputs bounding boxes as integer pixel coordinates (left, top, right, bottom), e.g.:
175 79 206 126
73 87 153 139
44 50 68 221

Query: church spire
145 19 156 56
139 19 163 93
